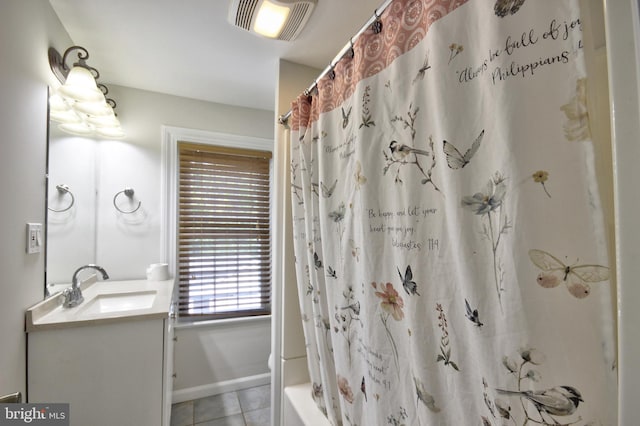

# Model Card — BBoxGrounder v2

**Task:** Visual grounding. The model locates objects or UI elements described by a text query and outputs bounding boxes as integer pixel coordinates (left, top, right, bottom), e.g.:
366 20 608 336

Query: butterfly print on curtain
464 298 484 327
443 129 484 169
397 265 420 296
528 249 610 299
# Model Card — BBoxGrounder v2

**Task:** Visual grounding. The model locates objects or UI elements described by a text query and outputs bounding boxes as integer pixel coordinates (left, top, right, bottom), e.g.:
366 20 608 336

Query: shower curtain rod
278 0 394 125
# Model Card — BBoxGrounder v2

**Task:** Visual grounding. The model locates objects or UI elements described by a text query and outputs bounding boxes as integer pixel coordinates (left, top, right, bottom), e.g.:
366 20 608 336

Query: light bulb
58 66 104 103
254 0 290 38
95 126 125 139
58 121 95 136
74 100 113 117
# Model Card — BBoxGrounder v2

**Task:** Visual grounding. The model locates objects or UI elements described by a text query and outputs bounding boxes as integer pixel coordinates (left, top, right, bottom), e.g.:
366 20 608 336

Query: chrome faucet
62 264 110 308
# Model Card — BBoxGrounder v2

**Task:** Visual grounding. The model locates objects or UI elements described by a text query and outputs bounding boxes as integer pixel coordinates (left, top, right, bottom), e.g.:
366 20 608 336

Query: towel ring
48 184 75 212
113 187 141 214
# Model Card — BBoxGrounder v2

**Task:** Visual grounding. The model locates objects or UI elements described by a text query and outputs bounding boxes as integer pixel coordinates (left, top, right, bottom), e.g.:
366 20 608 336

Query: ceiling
49 0 384 112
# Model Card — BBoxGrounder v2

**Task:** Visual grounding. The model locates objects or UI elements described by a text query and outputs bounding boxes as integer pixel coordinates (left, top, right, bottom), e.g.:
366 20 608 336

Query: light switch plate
26 223 43 254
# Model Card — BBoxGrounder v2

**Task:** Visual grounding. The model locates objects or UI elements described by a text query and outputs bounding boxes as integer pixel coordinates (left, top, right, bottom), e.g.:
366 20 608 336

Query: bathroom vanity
25 279 175 426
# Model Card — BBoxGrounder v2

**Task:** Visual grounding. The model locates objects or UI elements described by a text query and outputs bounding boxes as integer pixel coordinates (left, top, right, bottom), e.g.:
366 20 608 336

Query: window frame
162 126 273 322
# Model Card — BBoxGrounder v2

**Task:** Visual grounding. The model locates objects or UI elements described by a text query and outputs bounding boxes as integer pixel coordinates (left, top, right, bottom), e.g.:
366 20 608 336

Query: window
176 142 272 320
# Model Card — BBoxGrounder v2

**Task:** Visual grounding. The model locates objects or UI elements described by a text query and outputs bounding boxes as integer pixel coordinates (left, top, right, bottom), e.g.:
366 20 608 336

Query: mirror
46 109 151 294
44 77 272 296
46 124 98 292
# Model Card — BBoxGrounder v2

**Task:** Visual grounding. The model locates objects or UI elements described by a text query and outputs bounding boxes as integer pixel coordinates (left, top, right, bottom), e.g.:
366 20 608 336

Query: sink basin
26 279 174 332
80 290 157 315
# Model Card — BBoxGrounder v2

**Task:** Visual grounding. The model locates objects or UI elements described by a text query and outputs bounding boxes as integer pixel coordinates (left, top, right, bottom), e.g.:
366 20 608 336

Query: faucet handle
62 287 73 307
62 286 84 308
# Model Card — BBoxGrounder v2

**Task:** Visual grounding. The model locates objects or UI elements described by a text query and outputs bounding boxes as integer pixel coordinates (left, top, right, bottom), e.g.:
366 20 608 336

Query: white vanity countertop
26 279 175 332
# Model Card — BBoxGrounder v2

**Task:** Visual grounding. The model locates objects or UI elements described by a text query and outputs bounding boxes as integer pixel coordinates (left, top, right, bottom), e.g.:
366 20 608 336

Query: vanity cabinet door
28 318 164 426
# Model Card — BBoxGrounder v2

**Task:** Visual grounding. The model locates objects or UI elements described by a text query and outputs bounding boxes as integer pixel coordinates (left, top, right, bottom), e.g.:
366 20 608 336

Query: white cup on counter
146 263 169 281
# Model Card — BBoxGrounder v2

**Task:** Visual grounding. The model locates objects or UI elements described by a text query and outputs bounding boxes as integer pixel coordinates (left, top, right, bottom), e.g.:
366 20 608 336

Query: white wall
603 0 640 422
272 59 322 426
0 0 71 398
172 317 271 402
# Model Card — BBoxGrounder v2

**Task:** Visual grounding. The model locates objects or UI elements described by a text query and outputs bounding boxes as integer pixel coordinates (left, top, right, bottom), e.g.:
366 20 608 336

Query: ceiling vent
228 0 317 41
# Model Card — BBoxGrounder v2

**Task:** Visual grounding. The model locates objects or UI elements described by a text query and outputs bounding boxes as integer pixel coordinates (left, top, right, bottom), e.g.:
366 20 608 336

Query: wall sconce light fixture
48 46 125 139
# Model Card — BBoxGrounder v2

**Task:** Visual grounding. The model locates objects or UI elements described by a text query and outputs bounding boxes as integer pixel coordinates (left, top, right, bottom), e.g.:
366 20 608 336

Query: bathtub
284 383 331 426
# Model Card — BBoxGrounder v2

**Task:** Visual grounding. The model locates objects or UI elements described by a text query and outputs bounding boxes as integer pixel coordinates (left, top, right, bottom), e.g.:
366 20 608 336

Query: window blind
177 142 272 319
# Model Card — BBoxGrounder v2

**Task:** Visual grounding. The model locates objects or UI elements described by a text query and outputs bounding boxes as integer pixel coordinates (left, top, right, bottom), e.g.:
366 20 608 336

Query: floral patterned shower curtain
289 1 617 424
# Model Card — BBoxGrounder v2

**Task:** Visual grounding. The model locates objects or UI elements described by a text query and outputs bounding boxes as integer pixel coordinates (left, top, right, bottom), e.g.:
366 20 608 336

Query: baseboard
172 372 271 404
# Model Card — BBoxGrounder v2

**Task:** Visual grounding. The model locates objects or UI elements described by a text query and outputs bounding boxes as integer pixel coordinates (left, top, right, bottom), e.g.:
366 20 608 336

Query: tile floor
170 384 271 426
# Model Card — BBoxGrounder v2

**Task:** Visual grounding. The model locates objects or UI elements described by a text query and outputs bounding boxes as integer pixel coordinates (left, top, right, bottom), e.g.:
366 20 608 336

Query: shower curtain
289 1 617 425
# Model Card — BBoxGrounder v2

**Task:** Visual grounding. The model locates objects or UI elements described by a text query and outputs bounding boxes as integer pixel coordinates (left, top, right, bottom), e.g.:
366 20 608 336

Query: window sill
174 314 271 330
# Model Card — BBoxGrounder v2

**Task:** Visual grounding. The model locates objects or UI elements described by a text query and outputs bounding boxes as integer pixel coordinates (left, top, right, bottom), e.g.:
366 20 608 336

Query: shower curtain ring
347 38 355 59
304 80 318 100
372 9 383 34
328 62 336 80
